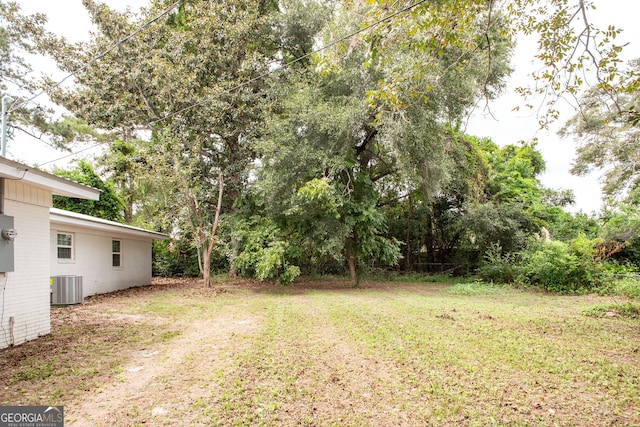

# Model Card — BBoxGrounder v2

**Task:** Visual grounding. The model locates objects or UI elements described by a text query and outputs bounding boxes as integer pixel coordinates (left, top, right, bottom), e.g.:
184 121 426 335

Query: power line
9 0 182 114
38 0 428 167
148 0 428 126
38 142 104 167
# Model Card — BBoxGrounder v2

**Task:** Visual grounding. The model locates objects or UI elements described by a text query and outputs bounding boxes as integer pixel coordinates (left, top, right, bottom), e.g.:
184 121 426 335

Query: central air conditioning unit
51 276 83 305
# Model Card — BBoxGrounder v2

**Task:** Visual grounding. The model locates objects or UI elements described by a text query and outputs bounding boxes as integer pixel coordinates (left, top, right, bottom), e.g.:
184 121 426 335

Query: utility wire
38 142 104 167
148 0 428 126
37 0 428 167
8 0 182 114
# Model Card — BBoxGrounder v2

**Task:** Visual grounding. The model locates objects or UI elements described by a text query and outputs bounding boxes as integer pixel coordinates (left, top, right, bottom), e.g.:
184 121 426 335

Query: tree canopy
562 59 640 200
5 0 640 285
52 160 124 222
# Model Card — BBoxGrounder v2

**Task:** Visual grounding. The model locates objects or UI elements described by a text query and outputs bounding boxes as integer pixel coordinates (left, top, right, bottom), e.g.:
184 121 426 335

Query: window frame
56 232 74 261
112 239 122 268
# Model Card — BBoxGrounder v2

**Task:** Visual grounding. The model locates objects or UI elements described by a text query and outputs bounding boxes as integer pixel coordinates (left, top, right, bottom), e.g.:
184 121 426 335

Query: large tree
95 139 147 224
561 59 640 200
252 0 513 282
0 1 91 152
384 136 574 273
369 0 630 125
48 0 280 286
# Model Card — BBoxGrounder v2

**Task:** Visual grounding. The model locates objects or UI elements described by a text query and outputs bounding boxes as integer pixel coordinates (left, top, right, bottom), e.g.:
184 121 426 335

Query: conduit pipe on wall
0 177 4 214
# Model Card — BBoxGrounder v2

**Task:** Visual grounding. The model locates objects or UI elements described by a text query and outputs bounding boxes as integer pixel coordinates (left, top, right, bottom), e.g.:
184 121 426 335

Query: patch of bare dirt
82 276 224 302
0 278 209 405
67 315 261 426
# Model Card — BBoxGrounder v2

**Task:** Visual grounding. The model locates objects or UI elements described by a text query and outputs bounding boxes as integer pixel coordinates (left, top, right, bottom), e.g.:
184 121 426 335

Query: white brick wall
50 226 153 296
0 182 52 349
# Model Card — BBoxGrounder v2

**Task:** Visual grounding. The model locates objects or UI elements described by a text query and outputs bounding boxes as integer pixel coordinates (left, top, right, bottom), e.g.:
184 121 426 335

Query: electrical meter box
0 214 15 272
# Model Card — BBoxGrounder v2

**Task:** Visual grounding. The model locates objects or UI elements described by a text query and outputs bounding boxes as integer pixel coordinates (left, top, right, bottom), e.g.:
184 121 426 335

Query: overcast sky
466 0 640 214
9 0 640 213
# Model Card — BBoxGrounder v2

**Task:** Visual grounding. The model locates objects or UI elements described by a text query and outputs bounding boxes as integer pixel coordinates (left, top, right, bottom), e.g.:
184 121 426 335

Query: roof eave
50 208 169 241
0 157 100 200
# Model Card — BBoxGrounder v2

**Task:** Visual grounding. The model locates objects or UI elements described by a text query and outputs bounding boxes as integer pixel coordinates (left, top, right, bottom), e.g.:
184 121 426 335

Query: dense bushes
612 278 640 299
478 244 521 284
479 235 611 294
519 238 600 293
231 216 301 285
152 239 227 278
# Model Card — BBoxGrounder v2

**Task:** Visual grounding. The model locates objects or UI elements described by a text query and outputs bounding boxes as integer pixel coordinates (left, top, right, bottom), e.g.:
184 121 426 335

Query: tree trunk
405 194 413 270
345 247 358 286
202 248 211 288
123 207 133 223
196 245 203 277
228 235 239 277
202 172 224 288
123 198 134 224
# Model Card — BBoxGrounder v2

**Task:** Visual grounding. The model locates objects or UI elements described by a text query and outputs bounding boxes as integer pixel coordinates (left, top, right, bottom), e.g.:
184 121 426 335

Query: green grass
9 361 56 383
189 283 640 426
1 279 639 426
362 271 472 283
444 280 511 295
584 301 640 318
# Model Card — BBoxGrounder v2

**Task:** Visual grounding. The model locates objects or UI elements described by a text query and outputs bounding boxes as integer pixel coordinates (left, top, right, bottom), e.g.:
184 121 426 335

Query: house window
112 240 122 267
57 233 73 260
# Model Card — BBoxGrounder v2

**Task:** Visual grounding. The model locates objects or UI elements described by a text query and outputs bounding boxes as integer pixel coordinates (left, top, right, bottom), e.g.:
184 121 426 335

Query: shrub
152 239 207 277
595 262 638 295
612 277 640 299
478 243 521 283
232 217 301 285
254 241 301 285
472 235 623 294
518 240 596 294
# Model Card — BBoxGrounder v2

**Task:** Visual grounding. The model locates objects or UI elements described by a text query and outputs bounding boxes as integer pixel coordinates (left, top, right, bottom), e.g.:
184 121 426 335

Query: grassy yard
1 278 639 426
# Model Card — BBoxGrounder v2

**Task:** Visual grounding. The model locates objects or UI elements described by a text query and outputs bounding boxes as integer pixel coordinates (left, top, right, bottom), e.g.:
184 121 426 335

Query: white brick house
0 157 168 349
50 208 168 296
0 157 99 349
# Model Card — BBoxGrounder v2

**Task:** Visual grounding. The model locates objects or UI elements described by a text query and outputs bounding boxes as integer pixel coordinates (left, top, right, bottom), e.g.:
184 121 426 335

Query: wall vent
51 276 83 305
